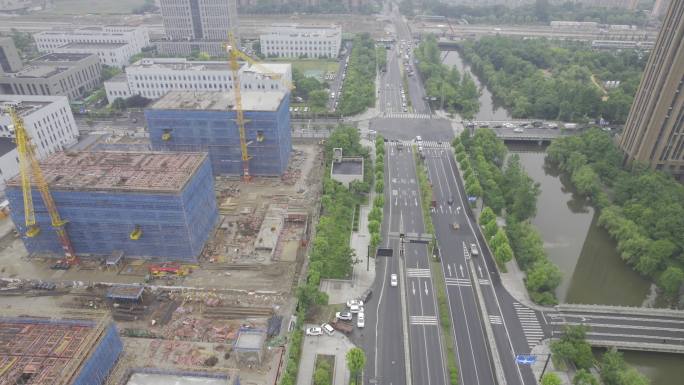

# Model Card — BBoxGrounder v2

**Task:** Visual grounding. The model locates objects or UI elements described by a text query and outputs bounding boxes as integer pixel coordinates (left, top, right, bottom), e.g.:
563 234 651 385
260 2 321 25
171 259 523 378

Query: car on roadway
322 323 335 336
415 135 422 143
357 312 365 328
452 222 460 231
336 311 353 321
447 196 454 205
513 127 524 133
306 327 323 336
347 299 363 308
470 243 479 256
390 274 398 287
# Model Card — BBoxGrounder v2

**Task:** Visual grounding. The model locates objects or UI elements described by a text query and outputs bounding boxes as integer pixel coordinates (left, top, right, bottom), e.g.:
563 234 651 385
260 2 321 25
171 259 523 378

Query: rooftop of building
129 58 290 75
0 317 101 385
32 52 94 63
0 96 62 117
0 137 16 157
149 90 287 112
264 24 341 37
332 158 363 175
60 42 128 49
35 25 143 36
6 151 208 193
234 328 266 351
105 72 128 83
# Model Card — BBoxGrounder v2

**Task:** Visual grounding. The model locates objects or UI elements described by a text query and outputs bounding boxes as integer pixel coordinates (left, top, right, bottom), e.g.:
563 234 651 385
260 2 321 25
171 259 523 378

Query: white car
322 323 335 336
513 127 524 133
336 311 353 321
415 135 422 143
390 274 398 287
349 304 361 313
357 312 365 328
470 243 479 256
347 299 364 308
306 327 323 336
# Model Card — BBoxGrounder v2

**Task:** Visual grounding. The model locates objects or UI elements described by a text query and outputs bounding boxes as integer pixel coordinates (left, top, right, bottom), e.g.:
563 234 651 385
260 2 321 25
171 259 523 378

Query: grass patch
269 58 340 76
313 355 335 385
40 0 144 14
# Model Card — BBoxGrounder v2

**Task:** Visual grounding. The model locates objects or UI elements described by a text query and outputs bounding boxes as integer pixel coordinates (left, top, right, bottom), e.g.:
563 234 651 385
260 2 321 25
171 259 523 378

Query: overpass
545 304 684 354
471 122 579 143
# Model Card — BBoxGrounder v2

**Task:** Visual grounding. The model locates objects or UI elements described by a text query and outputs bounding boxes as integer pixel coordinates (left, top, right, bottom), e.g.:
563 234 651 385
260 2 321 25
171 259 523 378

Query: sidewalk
297 328 356 385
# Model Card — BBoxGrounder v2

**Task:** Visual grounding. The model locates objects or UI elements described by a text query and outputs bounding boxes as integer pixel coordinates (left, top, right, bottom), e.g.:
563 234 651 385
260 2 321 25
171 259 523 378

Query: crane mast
226 33 252 181
5 106 76 262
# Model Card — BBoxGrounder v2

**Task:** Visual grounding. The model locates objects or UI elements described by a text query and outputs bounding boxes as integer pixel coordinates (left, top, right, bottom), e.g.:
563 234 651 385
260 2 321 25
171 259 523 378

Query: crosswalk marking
445 277 471 287
410 315 438 325
384 112 432 119
406 268 431 278
489 315 503 325
387 140 451 149
514 303 545 349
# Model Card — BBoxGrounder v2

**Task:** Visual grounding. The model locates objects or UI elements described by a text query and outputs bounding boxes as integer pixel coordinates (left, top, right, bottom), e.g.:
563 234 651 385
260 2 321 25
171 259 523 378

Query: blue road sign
515 355 537 365
467 196 477 203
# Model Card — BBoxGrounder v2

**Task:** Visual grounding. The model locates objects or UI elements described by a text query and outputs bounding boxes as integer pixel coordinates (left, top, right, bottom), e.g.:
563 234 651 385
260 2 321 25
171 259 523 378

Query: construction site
0 128 324 384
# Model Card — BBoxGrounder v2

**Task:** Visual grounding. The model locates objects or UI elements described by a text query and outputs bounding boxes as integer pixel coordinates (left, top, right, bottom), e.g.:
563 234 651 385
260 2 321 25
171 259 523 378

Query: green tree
658 266 684 299
551 325 594 369
479 206 496 224
346 348 366 385
310 89 330 110
484 220 499 239
573 369 599 385
541 373 561 385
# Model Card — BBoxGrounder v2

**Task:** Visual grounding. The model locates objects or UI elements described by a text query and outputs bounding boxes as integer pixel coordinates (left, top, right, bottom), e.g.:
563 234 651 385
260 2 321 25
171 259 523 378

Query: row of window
262 39 336 45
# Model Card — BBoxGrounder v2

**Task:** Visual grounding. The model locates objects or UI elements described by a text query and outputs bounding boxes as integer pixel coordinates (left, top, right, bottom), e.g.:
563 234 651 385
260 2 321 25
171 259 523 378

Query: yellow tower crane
4 105 77 265
225 33 294 180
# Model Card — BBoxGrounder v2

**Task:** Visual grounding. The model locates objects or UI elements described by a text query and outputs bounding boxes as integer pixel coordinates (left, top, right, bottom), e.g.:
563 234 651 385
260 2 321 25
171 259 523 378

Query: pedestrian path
514 302 545 349
410 315 438 325
387 140 451 149
406 268 431 278
383 112 432 119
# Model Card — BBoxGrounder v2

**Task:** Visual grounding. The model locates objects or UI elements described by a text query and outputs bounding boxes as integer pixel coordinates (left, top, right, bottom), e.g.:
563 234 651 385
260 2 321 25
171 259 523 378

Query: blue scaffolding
145 93 291 176
5 156 218 262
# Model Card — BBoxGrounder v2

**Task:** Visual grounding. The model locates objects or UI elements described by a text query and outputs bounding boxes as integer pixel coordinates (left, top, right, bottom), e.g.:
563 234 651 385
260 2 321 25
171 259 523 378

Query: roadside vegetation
338 34 377 116
551 325 650 385
281 126 369 385
421 0 649 25
368 136 385 253
346 348 366 385
414 149 459 385
313 355 334 385
547 129 684 306
414 35 480 119
454 129 561 305
459 37 647 123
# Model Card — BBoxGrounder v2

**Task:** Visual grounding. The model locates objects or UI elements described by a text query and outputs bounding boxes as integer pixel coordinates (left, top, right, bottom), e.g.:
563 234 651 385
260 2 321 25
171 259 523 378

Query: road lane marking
406 268 431 278
445 278 471 287
410 315 438 325
489 315 503 325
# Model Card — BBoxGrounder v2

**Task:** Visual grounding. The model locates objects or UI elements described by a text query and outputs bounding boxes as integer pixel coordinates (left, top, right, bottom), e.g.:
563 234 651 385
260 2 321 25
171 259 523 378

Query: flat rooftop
0 97 56 116
149 90 286 112
129 59 289 76
0 317 98 385
10 65 66 78
332 158 363 175
33 52 93 62
61 42 127 49
6 151 207 193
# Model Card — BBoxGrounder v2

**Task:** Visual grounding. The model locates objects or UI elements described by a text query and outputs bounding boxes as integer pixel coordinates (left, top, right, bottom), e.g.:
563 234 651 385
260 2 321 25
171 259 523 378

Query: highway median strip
414 148 459 385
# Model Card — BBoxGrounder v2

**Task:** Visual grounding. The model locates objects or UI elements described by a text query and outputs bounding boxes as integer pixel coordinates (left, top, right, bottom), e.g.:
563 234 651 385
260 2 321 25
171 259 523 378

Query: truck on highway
331 319 353 334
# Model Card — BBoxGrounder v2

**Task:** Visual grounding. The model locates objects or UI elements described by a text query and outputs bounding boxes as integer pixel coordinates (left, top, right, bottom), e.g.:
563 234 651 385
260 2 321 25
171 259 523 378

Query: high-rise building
0 37 22 73
156 0 238 56
618 0 684 179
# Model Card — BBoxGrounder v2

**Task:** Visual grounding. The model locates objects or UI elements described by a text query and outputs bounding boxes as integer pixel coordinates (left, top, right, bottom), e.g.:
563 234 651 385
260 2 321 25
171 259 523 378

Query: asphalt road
387 144 447 385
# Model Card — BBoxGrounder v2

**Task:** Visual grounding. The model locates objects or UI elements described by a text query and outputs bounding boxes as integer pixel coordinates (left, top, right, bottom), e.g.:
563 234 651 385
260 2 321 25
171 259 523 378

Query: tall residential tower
618 0 684 180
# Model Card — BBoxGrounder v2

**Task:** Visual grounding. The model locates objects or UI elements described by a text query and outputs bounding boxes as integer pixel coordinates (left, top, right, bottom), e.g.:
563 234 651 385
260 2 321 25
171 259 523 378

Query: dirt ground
0 142 323 385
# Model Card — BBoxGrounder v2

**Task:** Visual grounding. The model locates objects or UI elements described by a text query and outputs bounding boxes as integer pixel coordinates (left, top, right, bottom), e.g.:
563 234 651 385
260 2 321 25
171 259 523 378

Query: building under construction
5 151 218 262
144 90 291 176
0 317 122 385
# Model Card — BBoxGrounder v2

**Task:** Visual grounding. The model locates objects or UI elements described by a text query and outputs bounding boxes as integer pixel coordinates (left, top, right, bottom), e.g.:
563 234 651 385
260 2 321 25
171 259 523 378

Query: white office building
104 58 291 102
34 26 150 68
260 25 342 59
0 95 79 191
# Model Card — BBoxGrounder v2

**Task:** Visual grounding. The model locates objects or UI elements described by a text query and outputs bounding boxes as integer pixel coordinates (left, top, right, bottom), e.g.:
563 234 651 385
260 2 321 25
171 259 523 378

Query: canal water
441 50 681 384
